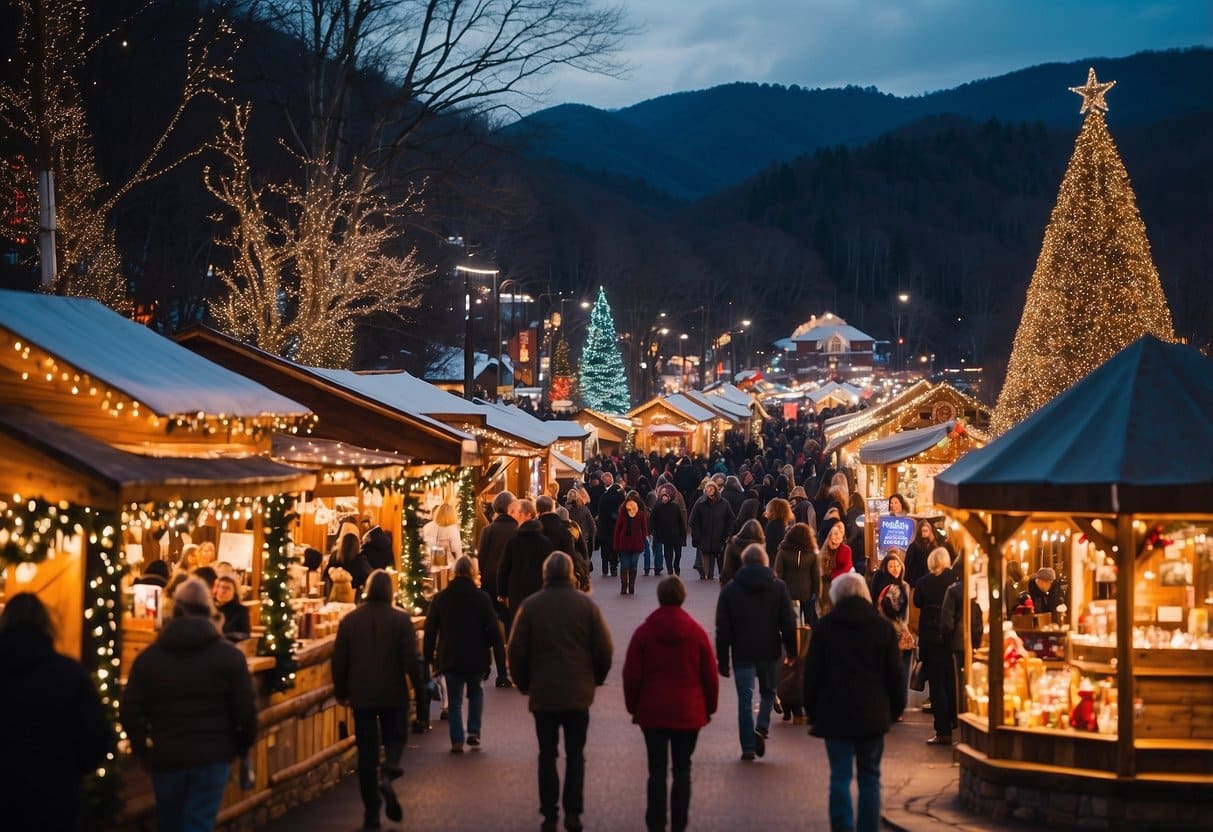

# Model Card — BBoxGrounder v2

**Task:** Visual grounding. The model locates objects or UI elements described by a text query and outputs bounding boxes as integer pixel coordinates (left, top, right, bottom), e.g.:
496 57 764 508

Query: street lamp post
455 263 499 400
678 332 689 391
894 291 910 373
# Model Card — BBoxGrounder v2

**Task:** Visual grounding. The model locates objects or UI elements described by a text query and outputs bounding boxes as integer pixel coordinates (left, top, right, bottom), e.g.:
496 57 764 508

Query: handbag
909 649 927 692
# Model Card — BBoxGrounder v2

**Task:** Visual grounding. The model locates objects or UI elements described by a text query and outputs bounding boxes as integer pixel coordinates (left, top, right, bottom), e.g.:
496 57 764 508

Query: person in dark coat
565 488 597 561
789 485 817 531
914 548 958 746
763 497 793 562
846 492 868 579
721 475 746 517
650 484 689 576
1024 567 1063 614
732 495 762 535
122 578 258 832
478 491 518 631
673 457 702 513
0 593 110 832
689 481 735 581
497 500 554 631
585 472 604 517
361 525 395 571
596 472 626 576
904 519 953 588
942 570 984 730
332 570 424 829
773 522 819 625
424 557 508 752
214 575 251 642
715 544 797 760
509 553 614 832
804 573 906 832
537 494 576 557
624 577 719 832
719 519 765 586
134 558 170 587
325 532 372 600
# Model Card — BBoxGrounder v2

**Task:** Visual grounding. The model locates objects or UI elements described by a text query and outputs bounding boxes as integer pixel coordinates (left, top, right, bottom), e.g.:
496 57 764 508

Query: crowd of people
2 409 988 832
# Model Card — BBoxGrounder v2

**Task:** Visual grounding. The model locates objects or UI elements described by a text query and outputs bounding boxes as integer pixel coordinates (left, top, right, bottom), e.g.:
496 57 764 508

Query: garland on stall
360 467 475 615
0 498 123 827
258 495 299 692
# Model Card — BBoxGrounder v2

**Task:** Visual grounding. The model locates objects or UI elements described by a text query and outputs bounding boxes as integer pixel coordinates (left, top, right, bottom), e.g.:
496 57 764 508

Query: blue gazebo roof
934 336 1213 515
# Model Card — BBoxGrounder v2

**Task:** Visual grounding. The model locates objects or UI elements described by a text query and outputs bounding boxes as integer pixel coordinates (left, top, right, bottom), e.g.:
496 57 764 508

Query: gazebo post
1115 513 1136 777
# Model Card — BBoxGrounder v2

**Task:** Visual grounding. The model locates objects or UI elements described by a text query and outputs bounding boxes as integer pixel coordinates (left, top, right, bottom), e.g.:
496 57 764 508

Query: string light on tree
578 287 630 415
990 68 1175 435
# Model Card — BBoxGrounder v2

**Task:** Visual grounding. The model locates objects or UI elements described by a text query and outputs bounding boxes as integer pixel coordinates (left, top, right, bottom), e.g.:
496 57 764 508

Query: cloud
530 0 1209 111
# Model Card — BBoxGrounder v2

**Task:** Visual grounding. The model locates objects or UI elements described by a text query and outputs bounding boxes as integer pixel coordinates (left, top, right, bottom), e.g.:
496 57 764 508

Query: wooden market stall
825 380 991 510
573 407 634 456
627 393 718 456
0 291 363 829
934 337 1213 828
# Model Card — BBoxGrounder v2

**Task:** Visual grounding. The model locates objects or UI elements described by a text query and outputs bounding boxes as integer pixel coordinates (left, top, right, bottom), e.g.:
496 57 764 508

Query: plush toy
328 566 355 604
1070 678 1098 731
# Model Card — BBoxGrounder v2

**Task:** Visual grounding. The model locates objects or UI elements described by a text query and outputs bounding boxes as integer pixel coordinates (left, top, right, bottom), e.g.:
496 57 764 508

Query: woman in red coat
614 492 649 596
624 576 719 832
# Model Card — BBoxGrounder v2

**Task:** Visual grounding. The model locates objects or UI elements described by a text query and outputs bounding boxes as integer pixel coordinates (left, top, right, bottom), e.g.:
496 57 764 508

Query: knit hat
817 516 845 547
789 486 808 501
1035 567 1057 582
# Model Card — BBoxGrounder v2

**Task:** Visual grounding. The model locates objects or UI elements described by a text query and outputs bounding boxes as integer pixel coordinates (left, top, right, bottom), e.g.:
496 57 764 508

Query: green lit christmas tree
579 286 630 414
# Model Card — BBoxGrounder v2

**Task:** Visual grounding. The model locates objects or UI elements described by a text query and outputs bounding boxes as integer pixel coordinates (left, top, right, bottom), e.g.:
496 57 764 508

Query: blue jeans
643 537 657 572
824 736 884 832
152 761 232 832
732 661 778 752
446 672 484 744
619 550 641 572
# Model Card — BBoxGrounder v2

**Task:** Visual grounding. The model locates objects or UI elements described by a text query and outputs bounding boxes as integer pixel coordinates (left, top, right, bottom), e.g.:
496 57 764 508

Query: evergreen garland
578 286 630 414
257 495 299 692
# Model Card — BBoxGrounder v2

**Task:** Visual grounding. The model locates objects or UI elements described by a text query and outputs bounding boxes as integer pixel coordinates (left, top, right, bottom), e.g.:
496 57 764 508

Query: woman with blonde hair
422 502 463 558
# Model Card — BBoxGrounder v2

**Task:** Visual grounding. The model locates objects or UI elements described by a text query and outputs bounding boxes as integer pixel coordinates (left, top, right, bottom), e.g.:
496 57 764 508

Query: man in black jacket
803 572 905 832
595 472 625 577
715 544 797 761
424 557 508 753
477 490 518 632
690 481 735 580
122 578 259 832
497 500 554 632
332 570 424 830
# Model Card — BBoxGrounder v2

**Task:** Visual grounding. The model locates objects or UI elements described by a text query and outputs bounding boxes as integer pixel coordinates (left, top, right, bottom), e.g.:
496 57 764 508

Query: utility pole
32 0 58 289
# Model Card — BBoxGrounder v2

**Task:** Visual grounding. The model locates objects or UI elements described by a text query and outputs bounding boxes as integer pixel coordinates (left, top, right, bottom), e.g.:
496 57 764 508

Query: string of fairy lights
990 69 1175 435
360 467 475 614
0 332 316 438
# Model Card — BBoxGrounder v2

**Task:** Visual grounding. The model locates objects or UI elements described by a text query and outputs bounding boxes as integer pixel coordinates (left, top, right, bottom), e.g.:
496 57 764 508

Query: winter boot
621 572 629 594
628 569 638 595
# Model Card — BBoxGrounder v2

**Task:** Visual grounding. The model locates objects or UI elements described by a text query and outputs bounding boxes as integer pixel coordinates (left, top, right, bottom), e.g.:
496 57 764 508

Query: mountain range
503 47 1213 200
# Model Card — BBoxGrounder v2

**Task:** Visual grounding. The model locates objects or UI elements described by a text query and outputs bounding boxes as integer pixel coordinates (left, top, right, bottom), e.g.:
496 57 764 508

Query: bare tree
205 0 634 367
0 0 233 310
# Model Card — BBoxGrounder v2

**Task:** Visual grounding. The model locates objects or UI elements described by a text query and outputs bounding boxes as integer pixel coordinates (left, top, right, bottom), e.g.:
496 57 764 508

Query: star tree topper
1069 67 1116 114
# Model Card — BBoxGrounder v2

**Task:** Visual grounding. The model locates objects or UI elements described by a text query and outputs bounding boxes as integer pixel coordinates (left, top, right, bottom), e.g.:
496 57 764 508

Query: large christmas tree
991 68 1175 435
579 286 630 414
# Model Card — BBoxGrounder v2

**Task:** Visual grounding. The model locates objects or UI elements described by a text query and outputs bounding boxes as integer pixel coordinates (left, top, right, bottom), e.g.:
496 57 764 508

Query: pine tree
991 69 1175 435
579 286 630 414
550 334 575 403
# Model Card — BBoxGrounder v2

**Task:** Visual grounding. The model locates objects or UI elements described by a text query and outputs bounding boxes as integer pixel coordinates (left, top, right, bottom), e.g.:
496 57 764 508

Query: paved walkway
265 547 1030 831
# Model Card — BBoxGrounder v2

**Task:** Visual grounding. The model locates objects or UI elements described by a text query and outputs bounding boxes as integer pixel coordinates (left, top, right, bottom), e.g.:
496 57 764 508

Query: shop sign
878 515 915 550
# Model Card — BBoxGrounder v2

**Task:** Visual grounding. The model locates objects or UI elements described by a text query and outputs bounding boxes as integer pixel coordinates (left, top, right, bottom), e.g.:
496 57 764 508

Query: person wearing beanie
134 559 170 588
1025 567 1062 614
121 578 258 832
788 485 817 529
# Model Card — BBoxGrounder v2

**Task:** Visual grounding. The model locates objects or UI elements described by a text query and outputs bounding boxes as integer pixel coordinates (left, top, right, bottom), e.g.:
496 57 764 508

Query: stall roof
683 389 748 422
807 381 864 405
551 450 586 477
0 408 315 505
0 291 309 419
825 380 988 452
662 393 718 423
472 400 588 447
311 367 482 422
424 347 514 382
856 421 956 465
935 336 1213 515
270 435 411 470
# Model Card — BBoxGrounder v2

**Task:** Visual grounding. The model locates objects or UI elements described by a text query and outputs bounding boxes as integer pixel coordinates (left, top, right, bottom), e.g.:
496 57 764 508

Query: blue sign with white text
878 515 915 551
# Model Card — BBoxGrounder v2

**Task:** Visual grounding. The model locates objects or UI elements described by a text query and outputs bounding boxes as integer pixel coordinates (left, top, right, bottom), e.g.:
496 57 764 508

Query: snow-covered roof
476 401 589 445
807 381 864 404
789 312 875 345
310 368 482 427
706 382 755 409
424 346 514 381
683 389 747 422
0 290 309 418
662 393 719 423
551 449 586 476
